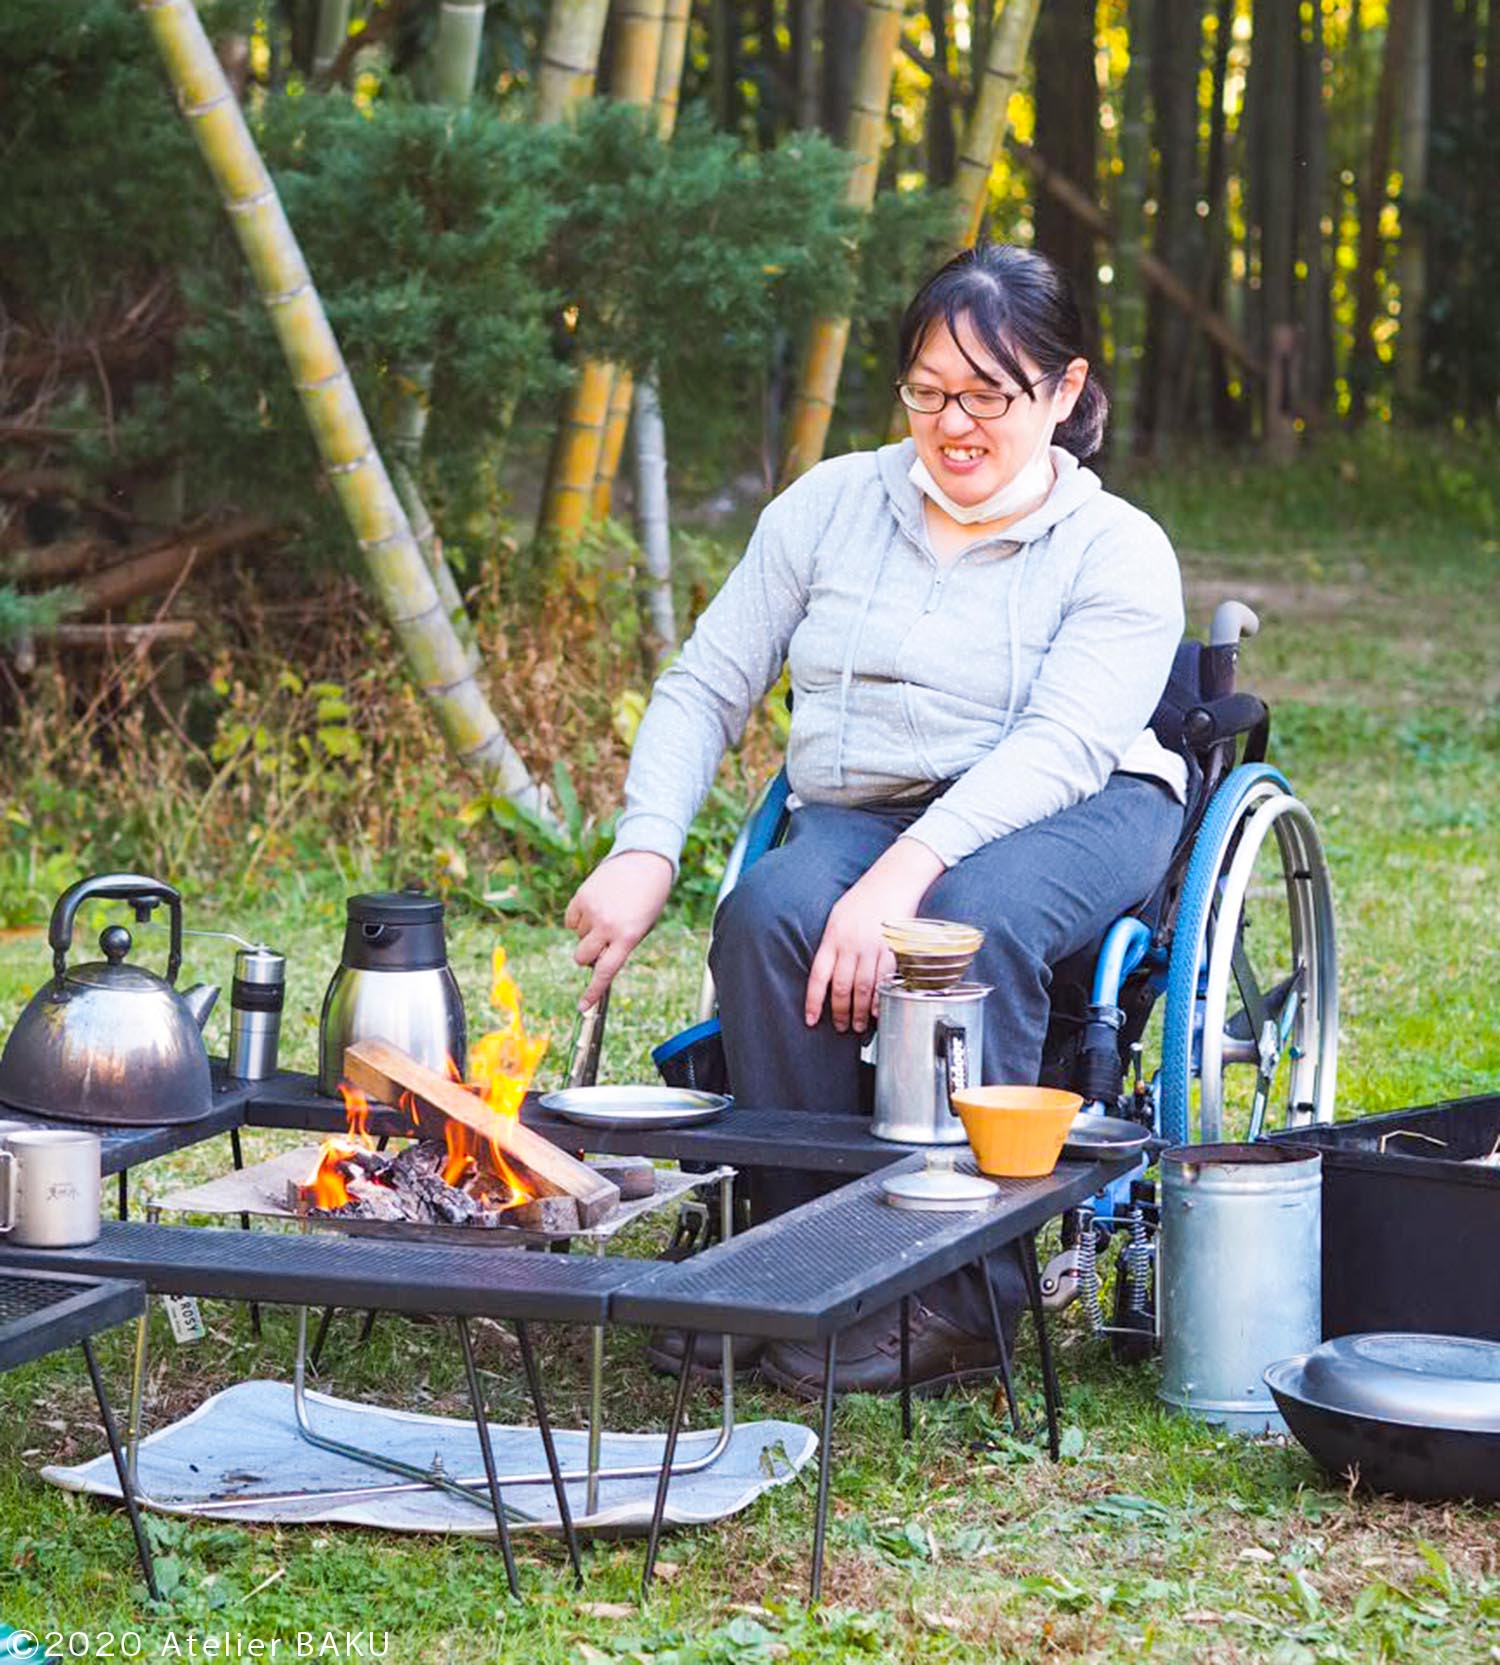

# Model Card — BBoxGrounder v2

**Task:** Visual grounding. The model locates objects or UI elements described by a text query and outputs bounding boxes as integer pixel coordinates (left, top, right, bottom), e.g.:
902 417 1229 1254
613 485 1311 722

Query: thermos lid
347 891 445 927
340 889 449 972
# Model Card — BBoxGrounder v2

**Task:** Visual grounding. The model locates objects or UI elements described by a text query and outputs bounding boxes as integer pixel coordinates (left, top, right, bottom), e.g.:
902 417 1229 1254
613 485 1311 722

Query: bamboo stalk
951 0 1043 252
138 0 546 810
539 0 667 537
312 0 350 78
431 0 488 103
535 0 612 121
632 374 676 667
778 0 904 487
589 0 693 520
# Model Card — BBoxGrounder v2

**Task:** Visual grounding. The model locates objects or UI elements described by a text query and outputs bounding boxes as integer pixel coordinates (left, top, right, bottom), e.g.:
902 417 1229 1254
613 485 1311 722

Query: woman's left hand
805 837 947 1034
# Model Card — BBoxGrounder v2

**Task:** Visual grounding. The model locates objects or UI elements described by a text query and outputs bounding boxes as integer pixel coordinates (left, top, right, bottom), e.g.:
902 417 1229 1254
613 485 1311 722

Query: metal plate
1063 1114 1153 1159
538 1085 732 1131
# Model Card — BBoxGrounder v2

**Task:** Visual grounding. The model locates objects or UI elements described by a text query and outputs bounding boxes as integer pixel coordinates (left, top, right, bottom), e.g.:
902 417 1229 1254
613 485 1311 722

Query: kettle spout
181 983 220 1030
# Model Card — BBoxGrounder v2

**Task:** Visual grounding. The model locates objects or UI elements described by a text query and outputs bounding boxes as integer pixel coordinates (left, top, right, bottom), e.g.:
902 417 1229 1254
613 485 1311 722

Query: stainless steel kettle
0 874 220 1126
870 980 991 1144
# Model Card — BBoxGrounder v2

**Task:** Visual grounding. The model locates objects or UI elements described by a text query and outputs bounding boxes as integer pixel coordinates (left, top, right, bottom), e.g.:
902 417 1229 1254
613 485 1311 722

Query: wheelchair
652 599 1338 1357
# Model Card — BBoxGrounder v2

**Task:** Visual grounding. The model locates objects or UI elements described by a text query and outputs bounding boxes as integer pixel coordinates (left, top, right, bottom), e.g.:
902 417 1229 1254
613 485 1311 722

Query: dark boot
758 1300 1004 1400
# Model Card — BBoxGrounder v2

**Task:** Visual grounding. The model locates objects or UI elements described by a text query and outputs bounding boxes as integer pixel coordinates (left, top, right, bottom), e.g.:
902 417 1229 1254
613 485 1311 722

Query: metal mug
0 1128 103 1248
870 981 991 1145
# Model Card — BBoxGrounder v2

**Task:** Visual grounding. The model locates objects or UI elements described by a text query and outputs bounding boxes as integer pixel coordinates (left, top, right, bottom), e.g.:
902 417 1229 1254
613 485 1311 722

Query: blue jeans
709 771 1184 1332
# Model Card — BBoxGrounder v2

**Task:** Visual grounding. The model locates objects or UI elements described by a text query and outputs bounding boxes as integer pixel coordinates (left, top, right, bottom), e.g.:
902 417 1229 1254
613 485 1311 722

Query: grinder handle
49 874 184 986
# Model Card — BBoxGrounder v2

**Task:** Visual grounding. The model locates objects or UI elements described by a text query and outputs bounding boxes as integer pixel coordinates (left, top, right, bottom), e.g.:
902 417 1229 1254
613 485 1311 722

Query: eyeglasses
895 375 1055 421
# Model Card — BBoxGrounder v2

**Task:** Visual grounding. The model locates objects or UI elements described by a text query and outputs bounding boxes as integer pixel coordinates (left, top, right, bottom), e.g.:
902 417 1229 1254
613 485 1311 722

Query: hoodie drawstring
1000 540 1031 744
834 539 890 788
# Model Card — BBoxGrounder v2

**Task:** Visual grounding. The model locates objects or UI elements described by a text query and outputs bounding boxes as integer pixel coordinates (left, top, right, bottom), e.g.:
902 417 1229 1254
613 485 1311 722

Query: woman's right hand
564 850 675 1011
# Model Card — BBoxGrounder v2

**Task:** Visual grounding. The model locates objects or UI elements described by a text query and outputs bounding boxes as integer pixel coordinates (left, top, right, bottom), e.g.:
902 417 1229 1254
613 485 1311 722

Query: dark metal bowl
1266 1338 1500 1501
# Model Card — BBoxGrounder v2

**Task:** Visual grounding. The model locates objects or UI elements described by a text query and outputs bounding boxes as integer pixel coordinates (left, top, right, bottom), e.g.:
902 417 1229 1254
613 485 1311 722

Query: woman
566 243 1186 1394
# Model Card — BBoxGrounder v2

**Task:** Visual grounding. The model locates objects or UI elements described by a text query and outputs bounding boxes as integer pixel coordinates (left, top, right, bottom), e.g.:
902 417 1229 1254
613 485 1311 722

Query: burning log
289 1137 563 1229
587 1155 657 1201
343 1039 621 1227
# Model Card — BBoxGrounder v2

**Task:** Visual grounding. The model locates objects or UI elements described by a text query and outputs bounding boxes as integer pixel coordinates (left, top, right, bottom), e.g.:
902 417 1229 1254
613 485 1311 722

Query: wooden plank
343 1040 620 1227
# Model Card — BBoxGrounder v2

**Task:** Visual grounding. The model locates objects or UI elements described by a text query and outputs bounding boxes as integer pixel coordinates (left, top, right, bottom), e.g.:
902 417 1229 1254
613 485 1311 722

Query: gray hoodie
612 439 1186 872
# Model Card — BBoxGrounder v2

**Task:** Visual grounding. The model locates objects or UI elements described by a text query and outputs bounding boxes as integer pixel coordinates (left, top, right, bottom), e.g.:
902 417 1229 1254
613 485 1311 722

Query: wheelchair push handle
1209 600 1260 650
1203 601 1261 701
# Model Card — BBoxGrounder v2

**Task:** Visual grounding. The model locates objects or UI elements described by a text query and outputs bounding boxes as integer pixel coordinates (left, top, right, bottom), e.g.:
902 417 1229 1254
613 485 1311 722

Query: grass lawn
2 431 1499 1661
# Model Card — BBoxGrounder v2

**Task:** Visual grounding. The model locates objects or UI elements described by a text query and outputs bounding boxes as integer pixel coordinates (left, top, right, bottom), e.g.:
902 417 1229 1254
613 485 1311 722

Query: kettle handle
936 1018 970 1112
50 874 184 986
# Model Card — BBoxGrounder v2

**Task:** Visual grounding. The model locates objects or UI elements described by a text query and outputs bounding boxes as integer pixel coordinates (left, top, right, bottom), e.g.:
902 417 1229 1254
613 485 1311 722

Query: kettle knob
100 925 133 964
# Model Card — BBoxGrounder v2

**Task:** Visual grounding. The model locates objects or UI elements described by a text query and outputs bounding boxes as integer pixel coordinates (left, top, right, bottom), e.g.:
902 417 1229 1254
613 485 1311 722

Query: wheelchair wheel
1159 763 1338 1146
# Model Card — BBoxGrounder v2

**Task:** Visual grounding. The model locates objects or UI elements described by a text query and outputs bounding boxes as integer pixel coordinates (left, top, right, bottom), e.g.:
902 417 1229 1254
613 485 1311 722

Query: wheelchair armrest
1182 693 1269 753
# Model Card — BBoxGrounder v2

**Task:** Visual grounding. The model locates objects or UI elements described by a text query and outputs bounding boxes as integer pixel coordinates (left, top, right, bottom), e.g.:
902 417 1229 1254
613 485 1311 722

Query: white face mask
908 398 1060 526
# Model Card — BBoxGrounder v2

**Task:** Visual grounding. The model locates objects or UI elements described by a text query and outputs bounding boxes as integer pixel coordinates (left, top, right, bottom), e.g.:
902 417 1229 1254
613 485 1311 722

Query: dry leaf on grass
652 1559 681 1581
575 1645 612 1664
579 1603 636 1620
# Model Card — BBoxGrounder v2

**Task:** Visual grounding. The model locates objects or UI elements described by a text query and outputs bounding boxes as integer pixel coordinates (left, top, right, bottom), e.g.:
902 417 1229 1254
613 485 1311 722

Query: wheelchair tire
1159 763 1338 1146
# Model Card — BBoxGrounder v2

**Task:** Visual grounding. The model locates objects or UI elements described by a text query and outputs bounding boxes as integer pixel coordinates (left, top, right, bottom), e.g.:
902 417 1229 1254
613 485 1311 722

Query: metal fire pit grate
152 1147 731 1245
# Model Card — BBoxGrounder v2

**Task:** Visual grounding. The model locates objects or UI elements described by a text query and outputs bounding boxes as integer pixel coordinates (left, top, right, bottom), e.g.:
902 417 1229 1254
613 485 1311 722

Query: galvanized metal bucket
1159 1142 1322 1434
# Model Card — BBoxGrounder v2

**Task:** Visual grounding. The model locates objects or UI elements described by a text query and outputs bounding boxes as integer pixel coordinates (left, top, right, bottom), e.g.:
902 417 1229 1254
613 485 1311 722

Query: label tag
161 1294 206 1344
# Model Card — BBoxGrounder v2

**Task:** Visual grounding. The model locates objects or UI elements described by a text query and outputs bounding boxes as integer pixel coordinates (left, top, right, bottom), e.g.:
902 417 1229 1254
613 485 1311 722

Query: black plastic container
1265 1094 1500 1341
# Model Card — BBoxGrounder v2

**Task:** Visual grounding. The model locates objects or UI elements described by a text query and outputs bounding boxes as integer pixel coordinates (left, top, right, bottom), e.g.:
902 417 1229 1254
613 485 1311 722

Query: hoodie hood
876 438 1103 550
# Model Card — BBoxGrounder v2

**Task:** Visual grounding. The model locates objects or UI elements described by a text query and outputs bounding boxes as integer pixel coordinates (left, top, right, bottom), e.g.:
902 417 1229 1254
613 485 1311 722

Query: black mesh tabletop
247 1071 921 1176
614 1156 1129 1341
0 1269 145 1373
0 1222 642 1324
2 1072 253 1175
244 1071 416 1139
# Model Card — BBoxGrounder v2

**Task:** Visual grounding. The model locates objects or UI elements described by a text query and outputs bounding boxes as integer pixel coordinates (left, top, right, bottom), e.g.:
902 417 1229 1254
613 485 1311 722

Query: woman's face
904 314 1086 508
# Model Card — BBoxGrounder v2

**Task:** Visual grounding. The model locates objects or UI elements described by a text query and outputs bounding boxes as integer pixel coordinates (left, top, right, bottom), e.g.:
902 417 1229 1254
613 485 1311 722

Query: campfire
298 947 626 1234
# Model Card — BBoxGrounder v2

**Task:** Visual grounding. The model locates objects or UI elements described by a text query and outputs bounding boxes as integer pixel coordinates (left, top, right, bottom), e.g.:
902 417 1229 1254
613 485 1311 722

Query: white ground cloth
44 1379 815 1536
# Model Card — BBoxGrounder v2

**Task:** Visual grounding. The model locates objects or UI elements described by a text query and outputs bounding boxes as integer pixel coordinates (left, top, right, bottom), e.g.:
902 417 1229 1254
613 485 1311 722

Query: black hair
896 243 1108 459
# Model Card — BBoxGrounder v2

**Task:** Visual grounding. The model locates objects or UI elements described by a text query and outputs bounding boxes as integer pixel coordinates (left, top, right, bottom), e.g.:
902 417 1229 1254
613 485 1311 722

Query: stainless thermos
0 1127 102 1247
318 891 466 1095
228 946 286 1080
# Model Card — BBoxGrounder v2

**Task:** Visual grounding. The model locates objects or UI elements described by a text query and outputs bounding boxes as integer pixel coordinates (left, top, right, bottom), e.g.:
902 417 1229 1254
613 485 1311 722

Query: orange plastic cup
951 1086 1084 1178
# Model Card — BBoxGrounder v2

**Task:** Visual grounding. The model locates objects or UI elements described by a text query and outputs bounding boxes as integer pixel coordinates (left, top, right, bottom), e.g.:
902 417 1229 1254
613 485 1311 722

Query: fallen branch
1008 138 1266 379
42 621 196 648
73 514 277 615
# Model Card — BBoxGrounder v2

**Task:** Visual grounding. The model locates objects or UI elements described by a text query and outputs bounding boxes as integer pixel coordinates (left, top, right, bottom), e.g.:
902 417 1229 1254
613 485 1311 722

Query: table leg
899 1297 912 1442
809 1332 839 1605
1021 1231 1061 1460
513 1319 583 1585
126 1311 150 1491
642 1329 696 1596
309 1305 337 1370
981 1257 1023 1437
229 1129 261 1339
117 1170 129 1223
81 1337 160 1602
456 1317 522 1600
586 1239 605 1519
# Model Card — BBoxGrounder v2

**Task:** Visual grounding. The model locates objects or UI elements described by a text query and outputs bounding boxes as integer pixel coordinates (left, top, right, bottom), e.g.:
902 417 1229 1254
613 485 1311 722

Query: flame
304 944 549 1217
339 1082 374 1147
462 944 550 1207
305 1138 357 1209
305 1083 378 1207
466 945 550 1120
